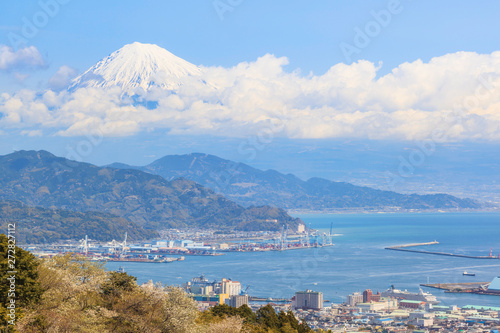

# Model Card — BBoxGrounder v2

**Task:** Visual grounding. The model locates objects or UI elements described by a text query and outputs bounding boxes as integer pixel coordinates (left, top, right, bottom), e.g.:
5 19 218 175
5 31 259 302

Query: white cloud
0 45 45 71
49 65 78 90
1 51 500 141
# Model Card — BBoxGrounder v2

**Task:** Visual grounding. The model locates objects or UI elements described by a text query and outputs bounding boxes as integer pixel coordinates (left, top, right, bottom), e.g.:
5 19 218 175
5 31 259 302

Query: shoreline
289 208 500 215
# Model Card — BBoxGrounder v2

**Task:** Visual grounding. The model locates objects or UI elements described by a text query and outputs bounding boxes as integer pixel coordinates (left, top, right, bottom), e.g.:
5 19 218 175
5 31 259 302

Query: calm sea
106 212 500 307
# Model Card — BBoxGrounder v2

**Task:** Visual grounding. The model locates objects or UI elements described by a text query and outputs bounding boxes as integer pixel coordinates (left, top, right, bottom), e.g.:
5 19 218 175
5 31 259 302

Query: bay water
106 212 500 307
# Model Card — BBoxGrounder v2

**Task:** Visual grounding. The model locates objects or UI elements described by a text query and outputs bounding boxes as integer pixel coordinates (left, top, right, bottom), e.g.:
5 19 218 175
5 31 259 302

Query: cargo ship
463 271 476 276
381 285 439 304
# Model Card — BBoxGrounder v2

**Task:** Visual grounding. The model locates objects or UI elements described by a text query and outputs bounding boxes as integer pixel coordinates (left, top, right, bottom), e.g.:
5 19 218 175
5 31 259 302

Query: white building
347 292 363 306
357 298 398 312
221 278 241 296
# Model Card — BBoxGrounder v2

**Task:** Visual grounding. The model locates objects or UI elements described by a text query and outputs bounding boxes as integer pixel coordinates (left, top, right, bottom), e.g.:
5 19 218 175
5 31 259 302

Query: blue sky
2 0 500 91
0 0 499 200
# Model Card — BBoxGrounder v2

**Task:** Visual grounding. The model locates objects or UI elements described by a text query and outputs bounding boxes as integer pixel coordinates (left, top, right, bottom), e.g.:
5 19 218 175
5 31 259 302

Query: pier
385 241 500 259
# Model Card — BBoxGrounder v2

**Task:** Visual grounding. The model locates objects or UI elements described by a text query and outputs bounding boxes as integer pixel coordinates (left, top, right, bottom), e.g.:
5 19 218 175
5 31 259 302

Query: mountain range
0 150 301 235
108 153 486 211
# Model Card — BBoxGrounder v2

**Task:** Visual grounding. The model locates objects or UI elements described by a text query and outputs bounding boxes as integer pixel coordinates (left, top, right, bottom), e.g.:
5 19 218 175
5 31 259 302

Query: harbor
24 223 338 261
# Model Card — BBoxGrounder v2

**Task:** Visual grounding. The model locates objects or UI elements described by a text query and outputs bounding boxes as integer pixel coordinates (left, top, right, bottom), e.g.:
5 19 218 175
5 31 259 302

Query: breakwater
385 241 500 259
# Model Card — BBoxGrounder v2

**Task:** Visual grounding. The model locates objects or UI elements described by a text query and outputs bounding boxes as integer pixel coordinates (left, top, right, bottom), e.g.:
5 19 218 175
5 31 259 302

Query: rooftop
463 305 500 312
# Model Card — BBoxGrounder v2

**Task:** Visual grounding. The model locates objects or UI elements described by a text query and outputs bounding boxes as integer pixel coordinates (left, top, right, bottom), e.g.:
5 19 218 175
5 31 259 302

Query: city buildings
184 281 500 332
229 295 249 308
293 290 323 310
363 289 373 303
347 292 363 306
221 278 242 296
356 298 398 312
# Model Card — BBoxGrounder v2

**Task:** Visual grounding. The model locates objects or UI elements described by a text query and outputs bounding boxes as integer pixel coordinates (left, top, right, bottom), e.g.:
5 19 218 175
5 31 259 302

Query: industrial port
24 224 336 261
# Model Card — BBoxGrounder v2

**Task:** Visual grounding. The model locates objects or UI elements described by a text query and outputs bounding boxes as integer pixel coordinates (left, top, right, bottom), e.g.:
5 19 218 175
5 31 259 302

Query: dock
385 241 500 259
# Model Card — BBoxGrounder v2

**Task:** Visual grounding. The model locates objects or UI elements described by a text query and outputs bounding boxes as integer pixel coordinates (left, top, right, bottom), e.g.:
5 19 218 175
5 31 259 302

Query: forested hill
0 200 157 243
0 150 301 231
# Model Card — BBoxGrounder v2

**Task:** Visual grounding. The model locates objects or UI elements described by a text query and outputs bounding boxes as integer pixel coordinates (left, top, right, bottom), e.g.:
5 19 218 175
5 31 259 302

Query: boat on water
381 285 439 304
463 271 476 276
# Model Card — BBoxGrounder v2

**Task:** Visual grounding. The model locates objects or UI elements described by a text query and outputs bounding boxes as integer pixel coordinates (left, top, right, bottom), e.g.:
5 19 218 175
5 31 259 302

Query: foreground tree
17 254 199 332
199 303 312 333
0 233 43 331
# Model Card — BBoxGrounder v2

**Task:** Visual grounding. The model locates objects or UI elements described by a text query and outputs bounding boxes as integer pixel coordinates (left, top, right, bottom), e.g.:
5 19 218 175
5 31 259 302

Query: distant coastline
288 207 500 215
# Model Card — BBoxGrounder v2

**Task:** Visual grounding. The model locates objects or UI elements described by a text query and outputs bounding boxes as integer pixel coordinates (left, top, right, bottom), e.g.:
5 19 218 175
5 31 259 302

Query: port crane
306 223 311 246
280 225 288 250
108 232 128 255
79 235 89 256
122 232 127 254
329 222 334 244
241 285 251 295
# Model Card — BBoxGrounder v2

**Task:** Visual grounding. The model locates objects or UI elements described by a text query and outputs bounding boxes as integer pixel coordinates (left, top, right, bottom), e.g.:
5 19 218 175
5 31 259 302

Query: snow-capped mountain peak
70 42 202 92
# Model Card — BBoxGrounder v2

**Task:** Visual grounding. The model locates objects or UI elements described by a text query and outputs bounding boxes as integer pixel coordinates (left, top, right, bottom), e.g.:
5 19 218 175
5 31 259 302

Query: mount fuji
69 42 203 93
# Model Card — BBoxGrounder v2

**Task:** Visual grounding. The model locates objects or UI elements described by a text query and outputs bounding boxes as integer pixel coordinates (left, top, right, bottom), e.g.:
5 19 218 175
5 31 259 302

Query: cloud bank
1 50 500 141
0 45 45 71
49 65 78 90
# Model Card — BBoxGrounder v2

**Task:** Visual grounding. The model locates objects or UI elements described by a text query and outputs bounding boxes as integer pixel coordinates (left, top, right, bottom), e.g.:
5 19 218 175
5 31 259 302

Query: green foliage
200 303 312 333
17 254 199 332
101 271 137 295
257 304 280 329
200 304 257 325
0 234 43 306
0 233 43 331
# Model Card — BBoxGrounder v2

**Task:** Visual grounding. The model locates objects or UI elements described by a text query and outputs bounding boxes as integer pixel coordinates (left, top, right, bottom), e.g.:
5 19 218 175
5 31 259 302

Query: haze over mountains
109 153 486 211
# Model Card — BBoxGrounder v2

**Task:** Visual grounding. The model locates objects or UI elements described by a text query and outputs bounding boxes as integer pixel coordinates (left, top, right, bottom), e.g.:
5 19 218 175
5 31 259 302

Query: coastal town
170 275 500 332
